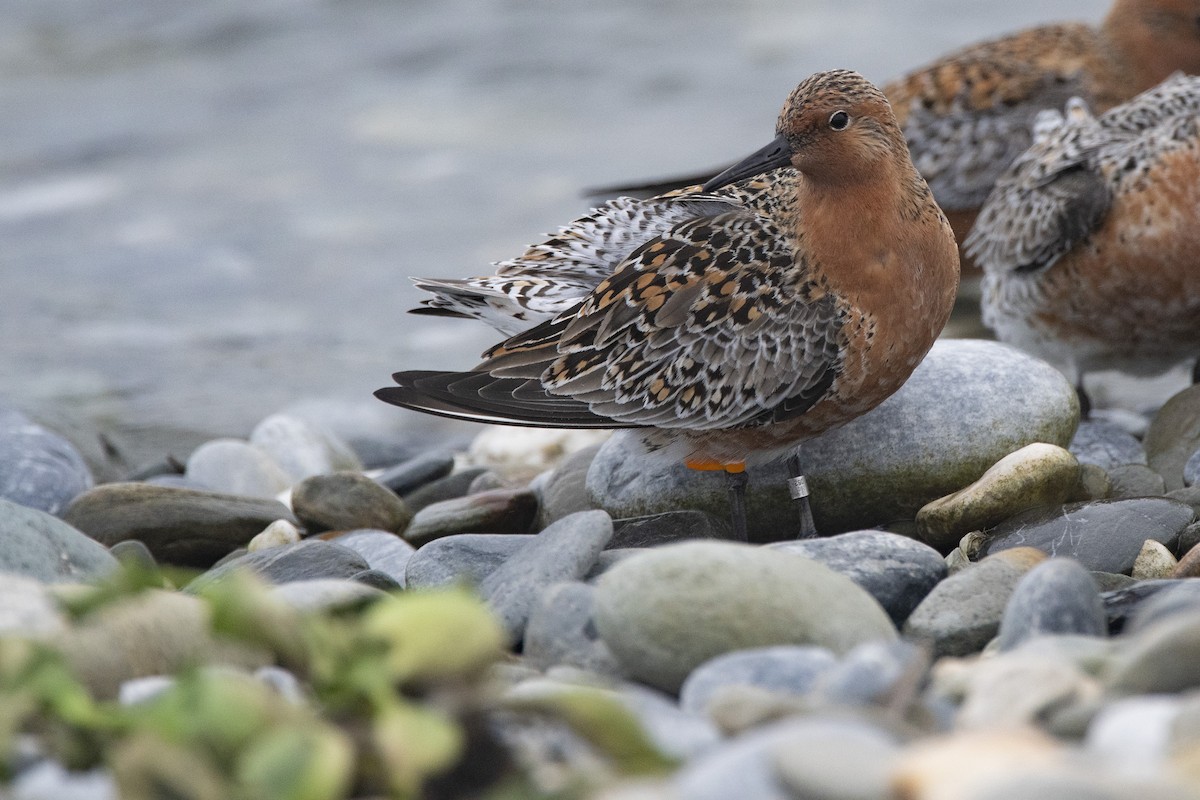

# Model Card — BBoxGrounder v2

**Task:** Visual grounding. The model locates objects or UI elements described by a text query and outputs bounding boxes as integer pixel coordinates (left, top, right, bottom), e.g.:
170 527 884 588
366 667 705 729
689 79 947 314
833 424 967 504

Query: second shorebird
377 70 960 539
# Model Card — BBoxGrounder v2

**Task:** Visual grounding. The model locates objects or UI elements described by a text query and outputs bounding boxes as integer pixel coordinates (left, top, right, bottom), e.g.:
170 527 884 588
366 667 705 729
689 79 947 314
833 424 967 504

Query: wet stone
0 411 94 516
479 510 613 643
609 510 732 548
402 487 538 547
770 530 947 626
404 533 534 590
184 438 292 499
1144 385 1200 492
1069 419 1147 470
63 483 296 568
1107 464 1166 499
290 471 411 534
678 645 838 716
976 498 1194 575
995 558 1106 651
903 547 1046 658
0 497 118 582
373 450 456 495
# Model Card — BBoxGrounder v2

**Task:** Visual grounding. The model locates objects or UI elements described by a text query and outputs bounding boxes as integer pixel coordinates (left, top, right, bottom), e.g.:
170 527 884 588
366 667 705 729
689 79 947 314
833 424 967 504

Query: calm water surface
0 0 1100 453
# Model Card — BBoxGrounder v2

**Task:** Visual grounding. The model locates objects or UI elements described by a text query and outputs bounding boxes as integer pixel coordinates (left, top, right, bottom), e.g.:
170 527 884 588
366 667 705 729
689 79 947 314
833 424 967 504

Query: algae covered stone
593 541 896 692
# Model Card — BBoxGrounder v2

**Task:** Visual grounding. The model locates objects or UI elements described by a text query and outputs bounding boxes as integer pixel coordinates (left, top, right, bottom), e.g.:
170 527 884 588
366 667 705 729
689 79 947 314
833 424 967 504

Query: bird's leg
786 453 818 539
724 464 749 542
686 459 749 541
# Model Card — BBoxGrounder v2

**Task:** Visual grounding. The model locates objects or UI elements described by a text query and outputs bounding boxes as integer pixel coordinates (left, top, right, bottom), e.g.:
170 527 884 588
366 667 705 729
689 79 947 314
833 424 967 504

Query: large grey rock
404 533 534 589
63 483 295 567
594 541 896 692
770 530 946 625
328 529 415 587
0 498 117 582
0 411 94 516
588 340 1079 539
903 547 1046 657
976 498 1194 575
524 582 624 676
184 438 293 498
479 510 613 643
995 558 1106 651
535 444 601 528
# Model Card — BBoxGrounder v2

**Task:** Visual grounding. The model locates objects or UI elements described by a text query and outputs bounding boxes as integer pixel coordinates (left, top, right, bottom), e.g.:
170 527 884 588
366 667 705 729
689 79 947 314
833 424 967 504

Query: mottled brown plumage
378 70 960 468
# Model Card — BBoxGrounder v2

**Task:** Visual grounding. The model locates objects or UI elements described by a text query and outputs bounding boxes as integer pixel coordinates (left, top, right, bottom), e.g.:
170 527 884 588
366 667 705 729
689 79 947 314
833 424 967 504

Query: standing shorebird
593 0 1200 268
377 70 960 539
967 73 1200 405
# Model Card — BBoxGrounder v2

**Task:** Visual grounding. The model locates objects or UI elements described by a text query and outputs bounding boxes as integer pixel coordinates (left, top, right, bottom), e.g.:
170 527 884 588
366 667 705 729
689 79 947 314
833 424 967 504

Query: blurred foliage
0 563 673 799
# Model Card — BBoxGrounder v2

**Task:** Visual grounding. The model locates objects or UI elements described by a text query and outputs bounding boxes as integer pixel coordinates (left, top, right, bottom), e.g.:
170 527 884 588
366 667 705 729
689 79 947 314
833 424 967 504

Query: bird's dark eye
829 110 850 130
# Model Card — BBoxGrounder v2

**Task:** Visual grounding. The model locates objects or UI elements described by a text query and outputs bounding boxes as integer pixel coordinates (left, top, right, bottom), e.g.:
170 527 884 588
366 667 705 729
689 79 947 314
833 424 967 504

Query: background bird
377 70 960 539
966 73 1200 410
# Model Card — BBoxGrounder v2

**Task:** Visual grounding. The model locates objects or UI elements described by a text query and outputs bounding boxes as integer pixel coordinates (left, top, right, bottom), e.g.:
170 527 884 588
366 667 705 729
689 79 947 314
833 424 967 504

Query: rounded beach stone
995 559 1105 651
812 638 927 708
0 412 93 516
63 483 296 568
0 497 118 582
326 529 415 586
402 487 538 546
535 444 601 528
290 471 411 533
249 413 361 482
191 540 369 588
770 717 901 800
0 573 68 638
373 450 456 495
479 510 614 643
1107 464 1166 499
184 439 293 498
1144 385 1200 492
1124 580 1200 633
400 467 489 512
404 533 534 589
594 541 896 693
1173 540 1200 578
271 578 387 612
1185 448 1200 488
1130 540 1177 579
1105 611 1200 694
679 645 837 715
769 530 946 625
975 498 1193 574
903 547 1046 657
916 443 1080 551
588 339 1079 538
1069 419 1147 470
523 581 623 676
247 519 302 552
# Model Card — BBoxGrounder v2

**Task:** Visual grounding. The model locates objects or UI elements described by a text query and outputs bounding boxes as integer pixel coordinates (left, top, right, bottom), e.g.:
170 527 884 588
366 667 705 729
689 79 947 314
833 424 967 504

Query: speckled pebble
1130 540 1178 579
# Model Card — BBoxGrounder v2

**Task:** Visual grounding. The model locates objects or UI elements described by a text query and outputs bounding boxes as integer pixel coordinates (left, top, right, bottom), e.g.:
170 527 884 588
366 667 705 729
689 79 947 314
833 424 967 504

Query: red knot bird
966 72 1200 408
594 0 1200 270
377 70 960 539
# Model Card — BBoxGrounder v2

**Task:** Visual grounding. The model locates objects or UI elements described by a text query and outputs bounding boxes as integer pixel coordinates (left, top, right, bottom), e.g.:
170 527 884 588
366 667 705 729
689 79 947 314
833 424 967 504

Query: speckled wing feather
412 195 736 336
965 99 1111 274
891 25 1097 212
476 209 845 431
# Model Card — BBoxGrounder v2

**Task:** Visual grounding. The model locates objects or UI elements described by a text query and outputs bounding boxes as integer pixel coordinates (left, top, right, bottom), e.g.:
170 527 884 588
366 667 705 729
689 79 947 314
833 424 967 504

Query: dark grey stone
189 540 369 590
610 510 731 548
977 498 1194 574
374 451 456 495
536 444 601 528
770 530 946 625
63 483 295 567
291 471 411 533
1069 419 1146 470
480 510 614 643
0 497 118 582
401 467 489 512
1145 385 1200 492
679 645 837 715
329 529 415 586
0 412 93 515
403 488 538 546
524 581 623 675
1101 580 1180 633
404 533 535 589
1124 580 1200 634
995 558 1106 650
1106 464 1166 499
350 568 401 591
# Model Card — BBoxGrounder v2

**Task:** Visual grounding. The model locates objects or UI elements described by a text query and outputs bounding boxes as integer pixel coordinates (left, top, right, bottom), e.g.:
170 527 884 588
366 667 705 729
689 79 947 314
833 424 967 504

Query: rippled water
0 0 1099 454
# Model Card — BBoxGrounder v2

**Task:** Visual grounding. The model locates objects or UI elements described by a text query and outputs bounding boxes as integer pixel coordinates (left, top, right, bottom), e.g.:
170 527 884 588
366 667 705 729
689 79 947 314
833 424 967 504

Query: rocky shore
2 338 1200 799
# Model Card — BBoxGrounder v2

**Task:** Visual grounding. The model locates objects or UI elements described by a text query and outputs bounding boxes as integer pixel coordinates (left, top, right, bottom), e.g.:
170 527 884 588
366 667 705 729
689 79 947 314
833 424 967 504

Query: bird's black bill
701 134 793 192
